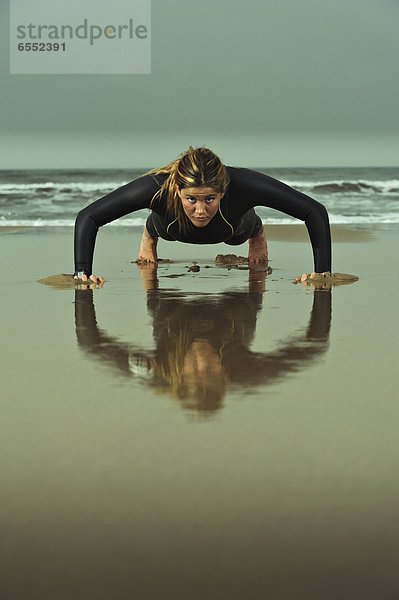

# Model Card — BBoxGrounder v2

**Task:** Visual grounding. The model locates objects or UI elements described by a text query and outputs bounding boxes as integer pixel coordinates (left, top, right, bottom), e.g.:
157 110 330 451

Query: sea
1 167 398 228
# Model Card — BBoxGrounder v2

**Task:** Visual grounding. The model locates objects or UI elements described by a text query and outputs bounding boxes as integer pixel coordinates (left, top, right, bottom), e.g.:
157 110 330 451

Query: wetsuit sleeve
237 168 332 272
74 174 160 275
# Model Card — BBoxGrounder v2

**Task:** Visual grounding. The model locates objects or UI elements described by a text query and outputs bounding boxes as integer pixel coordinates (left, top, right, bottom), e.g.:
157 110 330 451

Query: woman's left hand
74 273 106 287
294 272 359 288
294 272 331 283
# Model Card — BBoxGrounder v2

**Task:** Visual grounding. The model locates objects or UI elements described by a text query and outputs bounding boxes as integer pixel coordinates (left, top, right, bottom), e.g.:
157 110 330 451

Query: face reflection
182 339 224 378
178 186 225 227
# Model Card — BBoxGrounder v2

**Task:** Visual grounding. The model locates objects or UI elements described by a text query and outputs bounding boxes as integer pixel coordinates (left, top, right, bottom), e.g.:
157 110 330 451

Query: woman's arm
74 174 160 277
233 168 332 273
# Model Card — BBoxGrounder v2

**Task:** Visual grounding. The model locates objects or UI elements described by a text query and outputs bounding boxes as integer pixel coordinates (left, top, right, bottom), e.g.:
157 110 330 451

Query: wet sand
1 224 398 599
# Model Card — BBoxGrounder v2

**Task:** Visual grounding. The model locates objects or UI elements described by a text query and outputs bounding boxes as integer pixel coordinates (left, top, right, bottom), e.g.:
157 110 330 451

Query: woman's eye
185 196 215 203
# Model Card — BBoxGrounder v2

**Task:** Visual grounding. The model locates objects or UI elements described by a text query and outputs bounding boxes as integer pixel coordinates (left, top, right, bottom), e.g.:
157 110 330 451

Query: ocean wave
285 179 399 195
0 181 128 195
1 178 399 197
2 215 399 227
1 169 398 227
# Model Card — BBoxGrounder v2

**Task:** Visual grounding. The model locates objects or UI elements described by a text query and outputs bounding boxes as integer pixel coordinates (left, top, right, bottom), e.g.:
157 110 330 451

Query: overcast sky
1 0 398 168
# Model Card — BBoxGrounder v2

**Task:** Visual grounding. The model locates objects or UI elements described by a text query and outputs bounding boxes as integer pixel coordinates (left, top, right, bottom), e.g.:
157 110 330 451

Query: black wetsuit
74 166 331 275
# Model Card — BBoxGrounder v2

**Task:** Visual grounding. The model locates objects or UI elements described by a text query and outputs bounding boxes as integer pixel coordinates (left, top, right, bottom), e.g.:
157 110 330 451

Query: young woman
73 146 331 283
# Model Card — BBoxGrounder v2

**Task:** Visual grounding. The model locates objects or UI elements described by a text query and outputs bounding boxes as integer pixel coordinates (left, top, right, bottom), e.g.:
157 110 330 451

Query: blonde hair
151 329 227 415
144 146 230 231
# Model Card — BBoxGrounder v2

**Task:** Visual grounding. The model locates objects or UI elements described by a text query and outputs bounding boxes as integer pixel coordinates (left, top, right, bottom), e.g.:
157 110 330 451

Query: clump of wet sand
38 274 93 289
188 264 200 272
215 254 248 265
215 254 272 273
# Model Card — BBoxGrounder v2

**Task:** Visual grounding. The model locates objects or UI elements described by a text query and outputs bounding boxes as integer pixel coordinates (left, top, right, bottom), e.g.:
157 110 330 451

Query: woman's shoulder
144 171 169 187
225 165 262 181
225 165 266 186
118 172 168 203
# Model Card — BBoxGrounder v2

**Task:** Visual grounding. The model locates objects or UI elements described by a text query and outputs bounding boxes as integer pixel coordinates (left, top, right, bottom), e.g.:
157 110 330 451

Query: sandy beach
1 223 398 599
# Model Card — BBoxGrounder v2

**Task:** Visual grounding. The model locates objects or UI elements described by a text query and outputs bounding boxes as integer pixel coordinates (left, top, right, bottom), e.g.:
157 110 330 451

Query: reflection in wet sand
74 269 331 415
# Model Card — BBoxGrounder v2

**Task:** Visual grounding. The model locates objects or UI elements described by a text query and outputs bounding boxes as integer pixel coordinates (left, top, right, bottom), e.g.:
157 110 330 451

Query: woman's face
178 186 225 227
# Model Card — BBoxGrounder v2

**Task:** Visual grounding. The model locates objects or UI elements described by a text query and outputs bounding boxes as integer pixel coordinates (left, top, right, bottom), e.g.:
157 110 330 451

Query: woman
73 146 331 283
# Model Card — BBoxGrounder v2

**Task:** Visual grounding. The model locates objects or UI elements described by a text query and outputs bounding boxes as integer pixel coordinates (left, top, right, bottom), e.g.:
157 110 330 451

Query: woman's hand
138 226 158 263
74 273 105 287
294 272 359 288
294 272 330 283
248 226 268 265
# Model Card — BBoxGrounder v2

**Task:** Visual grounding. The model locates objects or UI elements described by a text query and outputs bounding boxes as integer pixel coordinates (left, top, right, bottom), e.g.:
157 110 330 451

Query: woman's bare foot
137 225 158 263
248 226 268 265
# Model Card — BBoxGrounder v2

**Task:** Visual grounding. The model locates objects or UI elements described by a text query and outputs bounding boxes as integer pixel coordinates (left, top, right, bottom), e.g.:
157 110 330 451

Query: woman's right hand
138 226 158 263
